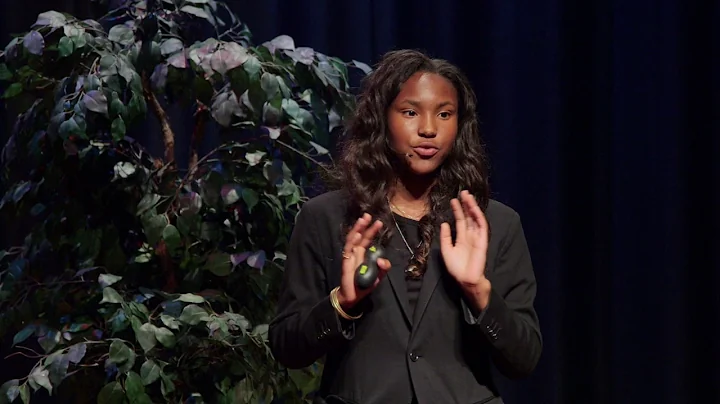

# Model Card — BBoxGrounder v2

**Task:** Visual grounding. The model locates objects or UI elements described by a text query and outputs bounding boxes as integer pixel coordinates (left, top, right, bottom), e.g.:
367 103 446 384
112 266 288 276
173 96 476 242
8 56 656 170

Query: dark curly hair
329 49 490 276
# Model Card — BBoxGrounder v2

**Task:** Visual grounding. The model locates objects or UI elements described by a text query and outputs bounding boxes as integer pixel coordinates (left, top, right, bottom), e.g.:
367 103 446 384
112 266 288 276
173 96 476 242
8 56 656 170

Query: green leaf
162 225 181 251
37 329 61 353
109 92 125 117
229 67 249 97
100 287 123 304
33 11 66 28
247 80 266 114
175 293 205 303
178 304 210 325
0 379 19 402
142 213 168 245
242 188 259 212
113 162 136 179
245 150 266 166
352 59 372 74
58 116 83 139
160 373 175 398
252 324 270 341
220 184 241 205
203 252 232 276
0 63 11 81
2 82 22 99
66 342 87 363
19 384 29 404
12 324 36 346
181 5 210 19
111 116 126 141
72 33 87 49
247 250 266 270
243 55 262 80
108 25 134 45
23 31 45 55
210 42 249 75
154 327 176 348
160 38 184 56
84 74 101 92
309 141 329 155
127 91 147 119
108 340 133 364
58 36 74 57
97 381 125 404
140 360 161 385
282 98 314 133
136 193 161 216
261 72 280 99
160 315 180 330
47 351 70 387
125 371 150 403
135 323 157 352
98 273 122 288
83 90 108 115
288 368 321 397
29 368 52 394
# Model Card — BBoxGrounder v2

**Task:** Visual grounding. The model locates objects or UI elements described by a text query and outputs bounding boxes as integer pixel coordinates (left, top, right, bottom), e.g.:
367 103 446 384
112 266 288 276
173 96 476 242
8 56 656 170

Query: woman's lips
412 146 439 157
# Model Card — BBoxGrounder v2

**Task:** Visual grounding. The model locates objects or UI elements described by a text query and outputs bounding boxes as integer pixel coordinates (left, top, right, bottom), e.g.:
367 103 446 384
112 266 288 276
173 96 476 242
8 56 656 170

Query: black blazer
269 190 542 404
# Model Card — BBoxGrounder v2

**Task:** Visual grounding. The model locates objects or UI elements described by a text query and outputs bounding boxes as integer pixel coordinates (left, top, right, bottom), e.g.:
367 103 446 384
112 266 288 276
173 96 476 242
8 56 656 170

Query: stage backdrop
1 1 718 403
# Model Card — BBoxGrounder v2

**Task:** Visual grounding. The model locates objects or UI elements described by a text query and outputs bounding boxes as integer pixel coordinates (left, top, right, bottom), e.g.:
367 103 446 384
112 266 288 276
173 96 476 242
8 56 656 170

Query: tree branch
141 73 176 292
141 73 175 169
189 103 209 169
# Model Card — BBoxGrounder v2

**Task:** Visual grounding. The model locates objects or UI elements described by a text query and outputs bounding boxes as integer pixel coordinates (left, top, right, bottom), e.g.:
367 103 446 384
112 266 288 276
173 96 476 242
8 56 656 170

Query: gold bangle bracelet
330 287 362 320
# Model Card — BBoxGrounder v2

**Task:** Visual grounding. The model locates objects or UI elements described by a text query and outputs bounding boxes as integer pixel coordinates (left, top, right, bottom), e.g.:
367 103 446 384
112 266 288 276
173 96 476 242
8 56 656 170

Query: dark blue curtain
2 0 719 403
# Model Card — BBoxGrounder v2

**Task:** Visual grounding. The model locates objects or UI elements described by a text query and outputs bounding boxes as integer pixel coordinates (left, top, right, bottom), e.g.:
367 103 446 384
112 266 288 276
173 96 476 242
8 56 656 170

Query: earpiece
389 145 413 158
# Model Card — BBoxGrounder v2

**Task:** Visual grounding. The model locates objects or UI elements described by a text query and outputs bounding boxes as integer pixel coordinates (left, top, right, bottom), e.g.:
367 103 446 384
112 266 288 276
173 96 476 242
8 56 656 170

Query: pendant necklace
387 198 424 278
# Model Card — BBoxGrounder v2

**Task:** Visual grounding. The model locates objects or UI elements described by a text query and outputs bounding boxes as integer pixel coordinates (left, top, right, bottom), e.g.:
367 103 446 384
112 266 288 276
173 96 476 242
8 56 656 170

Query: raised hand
336 214 391 309
440 191 491 306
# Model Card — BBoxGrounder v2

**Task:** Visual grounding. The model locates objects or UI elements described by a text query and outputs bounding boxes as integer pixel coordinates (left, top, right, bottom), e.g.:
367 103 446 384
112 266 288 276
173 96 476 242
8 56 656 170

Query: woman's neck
388 175 435 218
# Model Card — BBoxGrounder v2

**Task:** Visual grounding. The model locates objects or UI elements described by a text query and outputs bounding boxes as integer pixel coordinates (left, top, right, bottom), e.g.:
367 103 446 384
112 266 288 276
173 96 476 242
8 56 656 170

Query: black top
390 214 424 319
269 190 542 404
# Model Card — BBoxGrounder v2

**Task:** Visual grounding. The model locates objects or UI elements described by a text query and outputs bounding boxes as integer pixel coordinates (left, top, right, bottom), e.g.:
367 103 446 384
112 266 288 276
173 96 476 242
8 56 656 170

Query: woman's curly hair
329 49 490 276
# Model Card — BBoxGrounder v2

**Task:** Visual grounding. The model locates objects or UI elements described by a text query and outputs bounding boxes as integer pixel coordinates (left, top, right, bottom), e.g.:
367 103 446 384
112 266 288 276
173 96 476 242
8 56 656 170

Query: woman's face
387 71 459 177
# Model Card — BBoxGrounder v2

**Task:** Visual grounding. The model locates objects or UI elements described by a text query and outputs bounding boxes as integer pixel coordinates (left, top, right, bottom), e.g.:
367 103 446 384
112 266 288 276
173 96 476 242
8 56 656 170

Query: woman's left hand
440 190 492 308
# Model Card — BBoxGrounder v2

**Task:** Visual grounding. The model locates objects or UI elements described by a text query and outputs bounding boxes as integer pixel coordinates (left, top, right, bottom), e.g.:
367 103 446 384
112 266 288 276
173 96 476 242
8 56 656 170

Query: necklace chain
387 198 423 277
388 200 426 221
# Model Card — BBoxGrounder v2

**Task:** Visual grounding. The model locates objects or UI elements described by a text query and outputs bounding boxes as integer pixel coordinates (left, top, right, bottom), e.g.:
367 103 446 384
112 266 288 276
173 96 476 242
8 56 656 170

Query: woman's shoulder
485 198 523 231
297 189 349 222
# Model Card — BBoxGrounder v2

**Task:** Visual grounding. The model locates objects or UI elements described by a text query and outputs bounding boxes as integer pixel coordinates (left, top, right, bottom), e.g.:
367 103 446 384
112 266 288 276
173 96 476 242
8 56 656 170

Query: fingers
460 190 488 234
377 258 391 272
358 220 383 249
343 214 372 255
450 198 466 243
373 258 391 288
439 222 454 251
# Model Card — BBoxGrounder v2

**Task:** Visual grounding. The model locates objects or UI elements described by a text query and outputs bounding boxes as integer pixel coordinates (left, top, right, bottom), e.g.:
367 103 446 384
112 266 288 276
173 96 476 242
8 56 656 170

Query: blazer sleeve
268 202 355 369
461 211 543 379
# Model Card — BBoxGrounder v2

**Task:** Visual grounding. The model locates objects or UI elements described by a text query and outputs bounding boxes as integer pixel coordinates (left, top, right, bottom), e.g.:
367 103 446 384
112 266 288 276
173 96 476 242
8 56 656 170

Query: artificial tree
0 0 370 402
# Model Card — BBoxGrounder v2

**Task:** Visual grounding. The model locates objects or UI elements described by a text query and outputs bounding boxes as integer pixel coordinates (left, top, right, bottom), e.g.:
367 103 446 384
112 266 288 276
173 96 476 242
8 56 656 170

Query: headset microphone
389 145 414 158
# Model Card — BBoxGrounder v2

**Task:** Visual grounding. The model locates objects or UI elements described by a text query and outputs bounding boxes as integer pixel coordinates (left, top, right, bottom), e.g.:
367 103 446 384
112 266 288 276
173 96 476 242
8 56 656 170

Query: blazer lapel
386 261 412 327
411 240 444 330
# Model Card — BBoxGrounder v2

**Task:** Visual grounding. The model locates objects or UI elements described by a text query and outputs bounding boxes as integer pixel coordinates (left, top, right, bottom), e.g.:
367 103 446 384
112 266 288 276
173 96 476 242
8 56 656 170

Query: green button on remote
354 245 385 290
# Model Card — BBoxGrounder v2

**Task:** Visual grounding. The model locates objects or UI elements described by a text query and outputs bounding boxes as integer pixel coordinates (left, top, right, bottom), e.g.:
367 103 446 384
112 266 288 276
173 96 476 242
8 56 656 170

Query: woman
269 49 542 404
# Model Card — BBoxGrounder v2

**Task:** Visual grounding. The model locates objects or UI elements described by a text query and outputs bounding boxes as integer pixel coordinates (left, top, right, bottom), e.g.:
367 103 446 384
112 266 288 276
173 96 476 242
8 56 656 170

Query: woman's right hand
336 213 392 310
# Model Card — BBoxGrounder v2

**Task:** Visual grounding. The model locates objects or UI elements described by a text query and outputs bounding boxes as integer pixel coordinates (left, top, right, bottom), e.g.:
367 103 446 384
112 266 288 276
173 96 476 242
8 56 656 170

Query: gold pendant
405 264 421 278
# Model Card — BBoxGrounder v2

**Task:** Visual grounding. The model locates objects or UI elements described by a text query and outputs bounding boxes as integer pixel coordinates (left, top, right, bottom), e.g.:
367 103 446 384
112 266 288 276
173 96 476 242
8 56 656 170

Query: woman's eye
439 112 452 119
402 110 417 117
